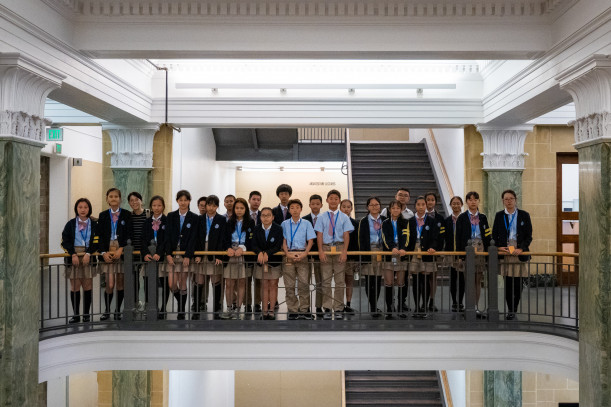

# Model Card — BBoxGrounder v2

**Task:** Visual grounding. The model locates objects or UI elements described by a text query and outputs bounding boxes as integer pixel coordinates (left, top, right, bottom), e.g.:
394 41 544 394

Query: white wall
446 370 466 407
169 371 234 407
171 128 236 211
41 126 103 163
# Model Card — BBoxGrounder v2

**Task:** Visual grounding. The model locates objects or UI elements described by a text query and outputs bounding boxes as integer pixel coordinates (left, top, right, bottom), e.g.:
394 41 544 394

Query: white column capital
475 125 532 171
102 123 159 169
556 55 611 147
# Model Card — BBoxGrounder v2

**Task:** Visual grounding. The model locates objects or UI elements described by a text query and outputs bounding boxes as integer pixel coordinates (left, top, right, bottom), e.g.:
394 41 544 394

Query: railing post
146 240 159 321
123 240 135 322
465 244 477 322
487 240 499 322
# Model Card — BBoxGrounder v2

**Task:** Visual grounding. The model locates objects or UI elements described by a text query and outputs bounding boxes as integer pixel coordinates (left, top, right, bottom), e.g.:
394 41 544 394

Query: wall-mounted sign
47 128 63 141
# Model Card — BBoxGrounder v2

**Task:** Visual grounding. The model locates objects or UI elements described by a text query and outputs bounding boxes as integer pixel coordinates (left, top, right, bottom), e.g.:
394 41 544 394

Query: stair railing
425 129 454 214
345 128 355 202
440 370 453 407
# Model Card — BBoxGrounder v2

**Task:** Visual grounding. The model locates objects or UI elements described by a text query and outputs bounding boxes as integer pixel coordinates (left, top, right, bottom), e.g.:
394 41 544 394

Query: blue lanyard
416 214 427 239
289 219 301 249
392 220 398 243
468 212 479 238
207 216 213 236
328 212 337 241
504 212 516 240
109 209 120 240
235 221 244 245
79 219 90 247
179 213 186 230
372 217 382 242
265 228 270 240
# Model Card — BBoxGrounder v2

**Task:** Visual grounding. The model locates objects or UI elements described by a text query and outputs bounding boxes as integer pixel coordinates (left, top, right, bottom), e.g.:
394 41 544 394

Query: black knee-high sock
450 268 458 304
192 285 201 314
512 277 523 312
412 276 420 310
142 276 149 303
197 284 204 308
158 277 170 312
398 285 408 312
173 290 181 313
116 290 124 313
83 290 92 316
71 291 81 316
365 276 380 312
419 275 428 309
385 286 394 312
104 292 113 313
213 283 223 313
458 271 465 305
179 291 188 313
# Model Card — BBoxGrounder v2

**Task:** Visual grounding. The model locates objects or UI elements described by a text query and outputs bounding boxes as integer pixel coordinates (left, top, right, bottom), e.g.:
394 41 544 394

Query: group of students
61 183 532 323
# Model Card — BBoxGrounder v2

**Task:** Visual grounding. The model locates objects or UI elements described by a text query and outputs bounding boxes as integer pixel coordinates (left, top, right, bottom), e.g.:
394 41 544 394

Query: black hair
387 199 405 220
260 207 273 215
424 192 438 203
341 199 353 208
502 189 517 200
106 187 121 198
397 187 411 195
450 196 464 205
287 199 303 209
414 196 427 205
127 191 143 202
365 196 381 213
466 191 480 201
197 196 208 205
249 190 262 200
327 189 341 199
74 198 93 217
224 194 236 200
176 189 191 201
309 194 323 203
206 195 220 207
276 184 293 197
149 195 166 210
229 198 251 232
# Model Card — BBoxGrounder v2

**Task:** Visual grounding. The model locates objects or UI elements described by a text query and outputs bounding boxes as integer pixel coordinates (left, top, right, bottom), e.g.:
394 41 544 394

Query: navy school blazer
164 210 199 258
61 218 99 265
224 218 255 263
97 208 131 254
443 214 459 252
455 211 492 253
251 223 284 265
492 209 533 262
272 204 290 225
141 215 168 258
196 213 229 261
381 216 410 261
346 216 359 261
357 215 387 263
407 214 442 262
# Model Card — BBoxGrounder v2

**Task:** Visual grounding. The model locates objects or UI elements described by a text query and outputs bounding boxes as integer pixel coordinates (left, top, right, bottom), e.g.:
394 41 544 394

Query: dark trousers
365 276 382 312
504 276 523 312
450 267 465 305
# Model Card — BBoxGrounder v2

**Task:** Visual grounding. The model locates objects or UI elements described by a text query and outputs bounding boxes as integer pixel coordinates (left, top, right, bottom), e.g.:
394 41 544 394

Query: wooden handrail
40 251 579 259
440 371 454 407
428 129 454 198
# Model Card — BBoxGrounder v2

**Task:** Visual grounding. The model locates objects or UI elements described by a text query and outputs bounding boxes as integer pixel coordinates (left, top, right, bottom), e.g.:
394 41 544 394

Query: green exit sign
47 128 63 141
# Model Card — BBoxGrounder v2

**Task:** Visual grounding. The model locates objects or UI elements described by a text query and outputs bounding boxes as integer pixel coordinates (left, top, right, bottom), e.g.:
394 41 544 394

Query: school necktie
111 211 119 223
251 212 257 225
373 218 381 231
78 220 88 231
470 215 480 226
312 216 317 227
328 212 335 236
416 216 424 227
152 219 161 231
452 215 458 224
282 207 287 220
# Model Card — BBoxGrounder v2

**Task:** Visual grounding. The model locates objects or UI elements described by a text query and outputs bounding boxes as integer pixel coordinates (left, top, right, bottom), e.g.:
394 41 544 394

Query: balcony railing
39 244 578 340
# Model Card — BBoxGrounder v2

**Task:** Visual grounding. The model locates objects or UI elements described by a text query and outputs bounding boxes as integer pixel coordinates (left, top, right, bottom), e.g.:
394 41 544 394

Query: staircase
345 371 445 407
350 142 446 220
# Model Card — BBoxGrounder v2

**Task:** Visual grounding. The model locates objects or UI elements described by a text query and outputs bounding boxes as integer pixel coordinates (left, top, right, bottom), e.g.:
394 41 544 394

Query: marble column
483 371 522 407
476 125 531 217
0 54 63 405
104 125 157 209
112 370 151 407
557 55 611 406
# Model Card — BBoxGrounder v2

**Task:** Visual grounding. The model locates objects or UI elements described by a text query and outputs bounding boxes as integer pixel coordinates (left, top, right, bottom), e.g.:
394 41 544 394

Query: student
197 196 208 216
252 207 284 320
61 198 98 323
282 199 316 320
128 191 149 309
445 196 465 312
302 194 324 317
424 192 445 312
381 199 409 319
314 189 354 320
408 196 439 319
272 184 292 225
141 195 170 319
192 195 208 313
455 191 491 318
194 195 227 319
381 187 414 220
165 190 198 320
223 194 236 220
246 190 263 313
98 188 131 321
492 189 533 320
222 198 254 319
357 197 386 318
340 199 359 314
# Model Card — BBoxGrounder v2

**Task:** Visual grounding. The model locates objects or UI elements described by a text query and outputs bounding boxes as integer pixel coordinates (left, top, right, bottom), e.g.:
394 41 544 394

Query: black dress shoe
371 308 383 318
451 303 459 312
246 305 253 313
254 304 262 313
316 307 324 317
113 313 122 321
158 313 166 320
83 316 90 323
506 313 516 320
69 316 81 324
177 313 186 320
344 305 356 314
191 313 200 320
100 313 110 321
288 313 299 320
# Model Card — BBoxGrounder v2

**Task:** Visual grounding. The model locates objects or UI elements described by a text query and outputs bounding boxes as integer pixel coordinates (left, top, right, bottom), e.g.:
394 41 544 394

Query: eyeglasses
503 197 516 201
368 203 380 207
397 194 410 198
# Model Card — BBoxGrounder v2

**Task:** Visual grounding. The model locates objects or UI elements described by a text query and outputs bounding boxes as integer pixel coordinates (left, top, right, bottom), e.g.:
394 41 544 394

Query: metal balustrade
39 243 578 340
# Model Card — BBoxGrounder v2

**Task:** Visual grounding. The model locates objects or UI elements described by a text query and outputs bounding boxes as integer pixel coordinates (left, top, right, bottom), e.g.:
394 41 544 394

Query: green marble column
0 137 44 406
576 141 611 406
112 370 151 407
483 371 522 407
484 170 523 217
112 168 152 210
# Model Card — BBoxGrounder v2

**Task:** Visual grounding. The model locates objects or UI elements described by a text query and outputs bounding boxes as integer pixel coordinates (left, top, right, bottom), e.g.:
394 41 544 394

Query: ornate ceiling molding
42 0 577 21
476 124 532 170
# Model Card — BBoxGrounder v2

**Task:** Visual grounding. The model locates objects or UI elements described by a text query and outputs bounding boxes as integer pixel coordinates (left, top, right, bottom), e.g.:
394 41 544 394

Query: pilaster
112 370 151 407
476 125 531 216
103 124 157 208
0 54 63 406
557 54 611 407
484 371 522 407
